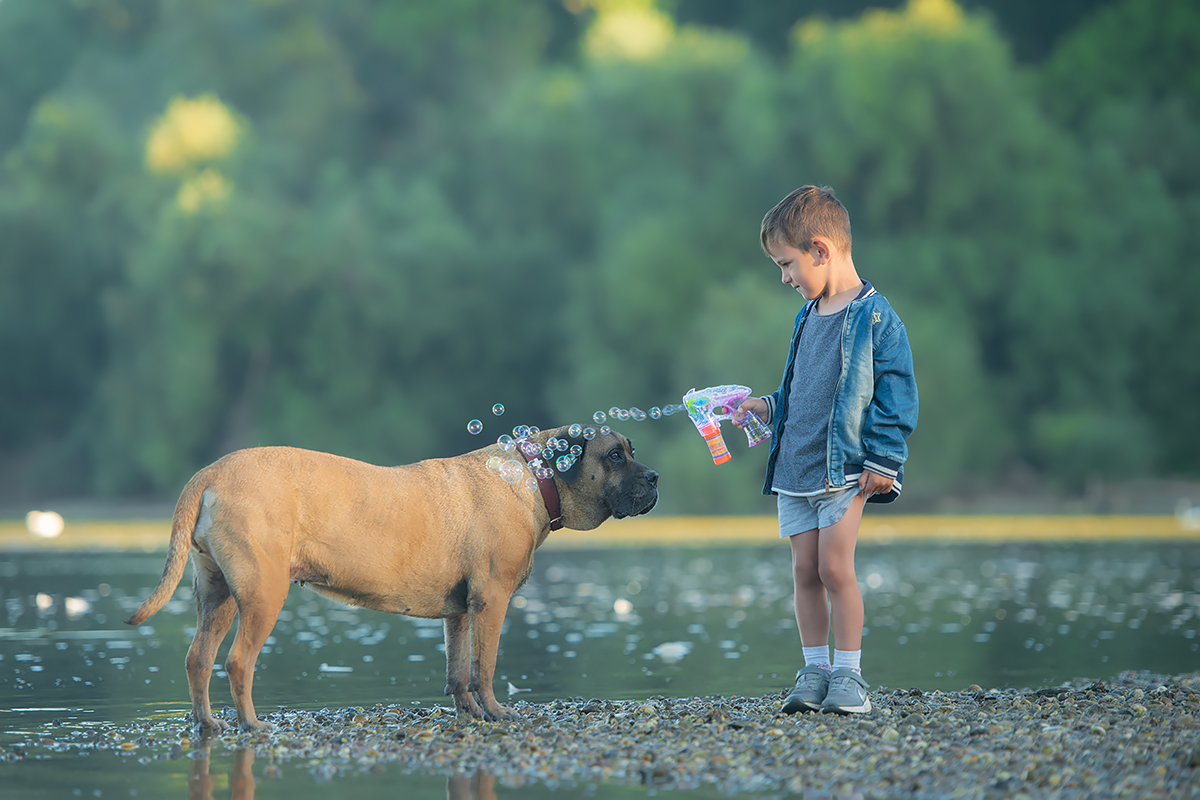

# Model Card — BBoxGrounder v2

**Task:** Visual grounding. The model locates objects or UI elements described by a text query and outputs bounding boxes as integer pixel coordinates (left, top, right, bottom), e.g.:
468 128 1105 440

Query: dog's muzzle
611 470 659 519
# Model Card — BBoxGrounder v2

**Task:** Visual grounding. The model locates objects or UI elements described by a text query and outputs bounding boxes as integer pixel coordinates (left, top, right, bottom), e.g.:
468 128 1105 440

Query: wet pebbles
4 670 1198 797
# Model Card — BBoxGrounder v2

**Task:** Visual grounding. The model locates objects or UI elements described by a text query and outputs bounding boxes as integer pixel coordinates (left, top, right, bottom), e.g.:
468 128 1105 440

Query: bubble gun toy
682 385 772 465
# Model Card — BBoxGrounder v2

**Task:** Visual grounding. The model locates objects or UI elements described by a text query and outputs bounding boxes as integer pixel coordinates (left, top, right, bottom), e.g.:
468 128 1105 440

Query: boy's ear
810 237 832 266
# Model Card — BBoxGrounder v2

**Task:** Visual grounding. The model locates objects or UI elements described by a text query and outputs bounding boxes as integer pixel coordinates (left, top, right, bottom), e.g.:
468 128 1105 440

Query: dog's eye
608 450 623 463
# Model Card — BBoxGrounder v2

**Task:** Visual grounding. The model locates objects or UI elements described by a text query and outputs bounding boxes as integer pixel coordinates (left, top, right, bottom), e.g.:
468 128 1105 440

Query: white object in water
25 510 65 538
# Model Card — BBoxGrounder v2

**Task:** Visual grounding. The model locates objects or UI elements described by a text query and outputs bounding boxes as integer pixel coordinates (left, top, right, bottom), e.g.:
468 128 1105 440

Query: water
1 538 1198 797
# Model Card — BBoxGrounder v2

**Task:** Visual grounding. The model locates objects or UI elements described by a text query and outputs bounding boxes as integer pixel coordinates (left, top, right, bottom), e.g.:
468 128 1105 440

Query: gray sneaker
821 668 872 714
782 664 831 714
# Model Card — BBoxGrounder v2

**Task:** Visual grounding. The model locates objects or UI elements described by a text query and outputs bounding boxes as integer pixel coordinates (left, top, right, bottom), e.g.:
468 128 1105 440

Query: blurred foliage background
1 0 1197 514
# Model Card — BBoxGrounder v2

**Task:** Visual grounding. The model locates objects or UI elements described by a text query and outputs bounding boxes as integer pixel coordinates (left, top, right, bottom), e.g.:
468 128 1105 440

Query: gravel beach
5 670 1198 797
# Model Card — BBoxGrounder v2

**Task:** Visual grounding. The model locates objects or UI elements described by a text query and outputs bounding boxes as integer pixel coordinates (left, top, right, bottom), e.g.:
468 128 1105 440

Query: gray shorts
778 488 859 537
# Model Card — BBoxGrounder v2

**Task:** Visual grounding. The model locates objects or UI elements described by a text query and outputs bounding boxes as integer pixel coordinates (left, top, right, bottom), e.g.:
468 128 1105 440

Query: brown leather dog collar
515 444 564 531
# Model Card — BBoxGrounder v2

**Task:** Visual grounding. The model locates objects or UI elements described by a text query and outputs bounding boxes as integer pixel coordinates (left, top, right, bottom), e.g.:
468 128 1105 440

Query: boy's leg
816 492 866 652
789 529 829 648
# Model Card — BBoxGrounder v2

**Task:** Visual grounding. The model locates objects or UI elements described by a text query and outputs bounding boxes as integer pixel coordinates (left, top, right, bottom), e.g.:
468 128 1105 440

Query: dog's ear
556 426 589 485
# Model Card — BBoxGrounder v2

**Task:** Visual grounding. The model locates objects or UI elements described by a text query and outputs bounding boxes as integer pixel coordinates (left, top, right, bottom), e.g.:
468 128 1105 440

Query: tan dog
126 426 658 733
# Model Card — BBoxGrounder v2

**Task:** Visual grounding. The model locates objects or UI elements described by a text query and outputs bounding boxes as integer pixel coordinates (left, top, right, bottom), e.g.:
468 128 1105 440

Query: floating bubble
536 467 554 480
615 409 630 421
583 426 597 440
555 438 567 452
593 411 608 424
541 448 554 461
528 426 541 436
609 407 621 417
520 440 541 457
568 423 583 438
649 407 662 419
600 426 611 435
569 444 582 457
525 477 538 493
492 404 505 416
556 455 575 472
630 407 647 422
500 460 524 484
497 434 515 452
513 425 531 439
467 419 483 435
486 457 503 472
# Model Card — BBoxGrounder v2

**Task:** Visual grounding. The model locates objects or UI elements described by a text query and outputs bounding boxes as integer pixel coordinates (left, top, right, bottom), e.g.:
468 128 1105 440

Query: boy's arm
861 322 919 480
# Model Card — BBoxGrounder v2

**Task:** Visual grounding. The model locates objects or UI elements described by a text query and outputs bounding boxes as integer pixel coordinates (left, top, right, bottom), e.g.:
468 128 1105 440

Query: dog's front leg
443 614 484 717
466 589 519 721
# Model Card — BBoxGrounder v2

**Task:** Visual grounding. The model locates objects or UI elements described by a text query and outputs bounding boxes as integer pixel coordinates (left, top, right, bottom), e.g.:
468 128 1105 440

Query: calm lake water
1 534 1198 798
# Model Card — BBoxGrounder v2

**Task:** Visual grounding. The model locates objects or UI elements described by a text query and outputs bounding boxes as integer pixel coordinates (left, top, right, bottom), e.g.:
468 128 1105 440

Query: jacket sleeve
861 321 918 478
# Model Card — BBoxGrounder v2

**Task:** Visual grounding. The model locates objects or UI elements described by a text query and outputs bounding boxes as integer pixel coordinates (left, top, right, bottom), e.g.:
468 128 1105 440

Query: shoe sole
782 696 823 714
821 696 872 715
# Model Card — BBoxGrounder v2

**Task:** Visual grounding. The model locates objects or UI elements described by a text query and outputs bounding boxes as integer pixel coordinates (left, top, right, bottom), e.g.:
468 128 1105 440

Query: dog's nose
644 471 659 487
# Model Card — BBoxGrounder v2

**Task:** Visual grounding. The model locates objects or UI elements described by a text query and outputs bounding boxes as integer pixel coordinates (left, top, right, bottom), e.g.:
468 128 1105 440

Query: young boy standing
738 185 918 715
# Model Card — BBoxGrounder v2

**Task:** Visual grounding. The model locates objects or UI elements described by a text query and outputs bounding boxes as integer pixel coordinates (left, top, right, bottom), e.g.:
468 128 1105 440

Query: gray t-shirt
772 307 848 495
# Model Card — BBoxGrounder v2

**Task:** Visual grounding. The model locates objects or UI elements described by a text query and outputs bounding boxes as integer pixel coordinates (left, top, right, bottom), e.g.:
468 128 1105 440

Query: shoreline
2 670 1197 797
0 514 1196 552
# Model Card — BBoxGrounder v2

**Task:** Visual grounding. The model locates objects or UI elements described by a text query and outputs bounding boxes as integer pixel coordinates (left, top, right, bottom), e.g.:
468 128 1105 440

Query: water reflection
1 541 1197 735
189 738 256 800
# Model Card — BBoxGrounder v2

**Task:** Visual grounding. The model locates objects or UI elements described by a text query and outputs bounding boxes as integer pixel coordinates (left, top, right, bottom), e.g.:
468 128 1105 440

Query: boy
738 185 918 715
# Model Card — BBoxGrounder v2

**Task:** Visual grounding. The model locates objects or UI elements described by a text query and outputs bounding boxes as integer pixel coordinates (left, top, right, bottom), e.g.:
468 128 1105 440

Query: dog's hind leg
444 613 484 718
186 558 238 734
223 565 288 732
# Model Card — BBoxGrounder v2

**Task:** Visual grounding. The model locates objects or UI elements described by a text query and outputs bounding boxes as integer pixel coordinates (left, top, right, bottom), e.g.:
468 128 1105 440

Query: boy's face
765 240 823 301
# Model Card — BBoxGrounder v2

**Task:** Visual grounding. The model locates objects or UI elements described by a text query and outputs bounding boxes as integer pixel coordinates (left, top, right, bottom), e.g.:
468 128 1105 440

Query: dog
126 426 658 732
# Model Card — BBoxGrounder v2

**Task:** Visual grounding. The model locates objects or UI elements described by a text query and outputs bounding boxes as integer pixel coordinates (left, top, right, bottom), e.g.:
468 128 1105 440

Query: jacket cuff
862 453 902 480
763 395 775 426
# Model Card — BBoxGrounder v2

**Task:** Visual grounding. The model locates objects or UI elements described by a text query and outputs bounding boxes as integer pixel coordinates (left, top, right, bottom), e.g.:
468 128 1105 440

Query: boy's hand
736 397 769 427
858 470 894 498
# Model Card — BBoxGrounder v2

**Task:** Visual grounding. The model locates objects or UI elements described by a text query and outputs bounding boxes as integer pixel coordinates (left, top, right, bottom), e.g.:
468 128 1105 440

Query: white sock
833 648 861 673
803 645 831 671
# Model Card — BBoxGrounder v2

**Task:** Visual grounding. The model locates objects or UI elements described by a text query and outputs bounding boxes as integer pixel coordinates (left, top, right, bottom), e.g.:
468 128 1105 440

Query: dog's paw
195 716 232 735
482 703 520 722
239 718 276 733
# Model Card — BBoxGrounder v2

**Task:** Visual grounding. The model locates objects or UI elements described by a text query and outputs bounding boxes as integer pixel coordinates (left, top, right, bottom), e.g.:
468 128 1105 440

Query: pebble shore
5 670 1198 797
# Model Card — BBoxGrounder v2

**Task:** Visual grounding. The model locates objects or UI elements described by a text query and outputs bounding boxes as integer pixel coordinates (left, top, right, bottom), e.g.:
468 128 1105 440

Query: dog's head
537 424 658 529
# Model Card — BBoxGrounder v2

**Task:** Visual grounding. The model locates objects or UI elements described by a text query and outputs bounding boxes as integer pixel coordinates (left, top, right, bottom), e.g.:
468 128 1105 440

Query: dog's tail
124 474 207 626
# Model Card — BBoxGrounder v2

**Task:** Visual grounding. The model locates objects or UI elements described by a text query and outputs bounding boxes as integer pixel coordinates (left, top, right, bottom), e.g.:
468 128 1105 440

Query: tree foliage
0 0 1194 509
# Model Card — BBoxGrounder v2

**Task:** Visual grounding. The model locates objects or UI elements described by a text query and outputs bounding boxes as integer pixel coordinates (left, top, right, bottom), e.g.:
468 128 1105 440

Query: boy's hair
760 185 852 255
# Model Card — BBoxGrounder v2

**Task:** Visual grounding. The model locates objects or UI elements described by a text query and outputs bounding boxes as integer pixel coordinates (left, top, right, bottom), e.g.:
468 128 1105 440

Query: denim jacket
761 281 918 503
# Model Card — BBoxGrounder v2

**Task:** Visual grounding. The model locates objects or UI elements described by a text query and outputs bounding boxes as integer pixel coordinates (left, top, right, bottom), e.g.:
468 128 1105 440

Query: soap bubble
630 407 647 422
486 457 503 472
497 434 515 452
541 448 554 461
519 440 541 457
500 460 524 484
583 426 597 440
467 419 483 435
600 426 611 435
608 407 621 417
492 404 505 416
568 423 583 438
649 407 662 419
569 445 582 457
555 438 567 452
615 409 630 421
536 467 554 480
525 477 538 493
593 411 607 424
556 455 575 472
513 425 531 439
528 426 541 436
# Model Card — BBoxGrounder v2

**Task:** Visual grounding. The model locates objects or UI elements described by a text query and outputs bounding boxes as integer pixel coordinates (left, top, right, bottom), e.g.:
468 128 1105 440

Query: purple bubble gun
682 385 772 465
